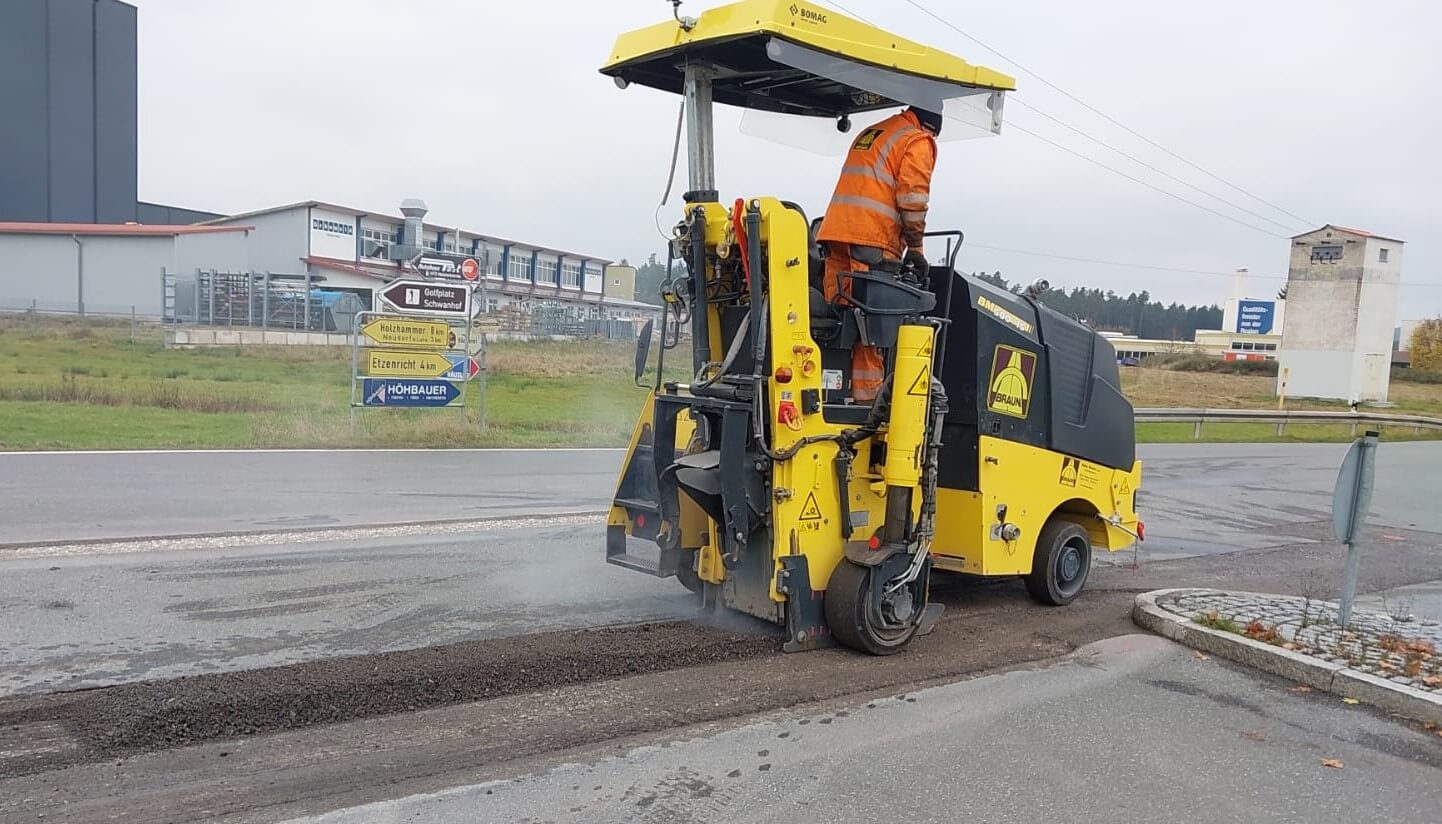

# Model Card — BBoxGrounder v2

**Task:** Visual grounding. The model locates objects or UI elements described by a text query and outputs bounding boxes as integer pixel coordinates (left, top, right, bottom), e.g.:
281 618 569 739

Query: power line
898 0 1317 229
1009 98 1304 233
1003 120 1288 238
962 243 1442 289
820 0 1299 237
962 243 1283 281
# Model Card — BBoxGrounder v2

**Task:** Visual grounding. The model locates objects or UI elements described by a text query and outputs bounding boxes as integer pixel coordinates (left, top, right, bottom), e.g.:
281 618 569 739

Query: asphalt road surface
288 634 1442 824
1 443 1439 821
3 442 1441 697
0 448 621 545
0 517 700 697
3 442 1441 546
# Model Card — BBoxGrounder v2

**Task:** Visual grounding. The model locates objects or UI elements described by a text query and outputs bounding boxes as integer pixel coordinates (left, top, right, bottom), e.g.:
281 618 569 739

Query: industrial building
201 199 658 330
0 0 654 337
0 222 251 316
1276 225 1403 402
0 0 215 225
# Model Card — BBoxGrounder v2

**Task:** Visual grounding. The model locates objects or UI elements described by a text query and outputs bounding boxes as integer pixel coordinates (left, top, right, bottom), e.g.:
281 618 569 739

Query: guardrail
1133 407 1442 439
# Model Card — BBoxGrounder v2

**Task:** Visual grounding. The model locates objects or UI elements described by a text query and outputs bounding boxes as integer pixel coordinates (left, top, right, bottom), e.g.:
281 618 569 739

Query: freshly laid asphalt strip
0 619 779 778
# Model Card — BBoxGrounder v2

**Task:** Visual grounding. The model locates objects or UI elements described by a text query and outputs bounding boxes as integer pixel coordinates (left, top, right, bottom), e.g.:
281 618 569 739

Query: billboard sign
1236 300 1275 334
310 207 358 260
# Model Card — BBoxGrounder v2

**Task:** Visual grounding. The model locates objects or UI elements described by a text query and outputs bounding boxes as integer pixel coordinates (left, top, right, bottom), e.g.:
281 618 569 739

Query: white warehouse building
204 199 658 326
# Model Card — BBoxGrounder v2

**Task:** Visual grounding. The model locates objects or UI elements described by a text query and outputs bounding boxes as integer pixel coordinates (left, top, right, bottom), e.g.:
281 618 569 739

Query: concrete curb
1133 588 1442 725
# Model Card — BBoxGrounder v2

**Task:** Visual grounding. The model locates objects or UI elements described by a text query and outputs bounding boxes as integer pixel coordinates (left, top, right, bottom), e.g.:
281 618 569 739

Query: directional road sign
361 378 461 407
379 280 471 317
443 354 481 381
365 349 456 378
360 316 450 349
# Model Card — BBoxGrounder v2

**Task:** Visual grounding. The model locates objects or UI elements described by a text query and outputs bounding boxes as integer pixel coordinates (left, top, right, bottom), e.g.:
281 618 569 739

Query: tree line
628 255 1224 340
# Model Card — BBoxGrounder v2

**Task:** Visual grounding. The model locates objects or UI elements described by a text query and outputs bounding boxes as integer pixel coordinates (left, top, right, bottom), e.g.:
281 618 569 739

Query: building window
1379 248 1389 263
444 240 457 253
509 255 532 280
362 226 397 258
562 263 581 288
537 258 558 284
1310 244 1343 264
423 238 438 252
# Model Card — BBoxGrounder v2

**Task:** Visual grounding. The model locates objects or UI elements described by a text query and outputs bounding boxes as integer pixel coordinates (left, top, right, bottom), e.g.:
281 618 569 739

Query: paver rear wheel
677 558 703 595
1024 520 1091 606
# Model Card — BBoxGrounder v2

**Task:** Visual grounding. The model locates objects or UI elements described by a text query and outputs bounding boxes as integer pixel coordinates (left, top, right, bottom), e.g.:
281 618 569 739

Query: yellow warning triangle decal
799 491 823 521
907 365 931 396
918 338 933 358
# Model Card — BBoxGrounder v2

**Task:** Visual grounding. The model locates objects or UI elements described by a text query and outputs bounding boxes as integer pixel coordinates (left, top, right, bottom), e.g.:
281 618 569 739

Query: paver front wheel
1024 519 1091 606
825 559 921 655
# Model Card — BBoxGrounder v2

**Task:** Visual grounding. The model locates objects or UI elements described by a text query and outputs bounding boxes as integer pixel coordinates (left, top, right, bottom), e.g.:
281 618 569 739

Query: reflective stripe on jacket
816 110 936 258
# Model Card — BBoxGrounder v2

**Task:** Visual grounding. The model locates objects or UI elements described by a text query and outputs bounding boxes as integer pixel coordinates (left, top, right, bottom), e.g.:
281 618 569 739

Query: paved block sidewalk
1134 588 1442 724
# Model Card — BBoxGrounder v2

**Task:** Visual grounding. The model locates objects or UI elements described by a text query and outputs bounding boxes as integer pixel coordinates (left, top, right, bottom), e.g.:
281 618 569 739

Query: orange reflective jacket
816 110 937 258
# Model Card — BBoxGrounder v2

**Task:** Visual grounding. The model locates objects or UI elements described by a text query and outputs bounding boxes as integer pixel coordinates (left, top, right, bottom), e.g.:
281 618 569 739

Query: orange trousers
822 245 887 402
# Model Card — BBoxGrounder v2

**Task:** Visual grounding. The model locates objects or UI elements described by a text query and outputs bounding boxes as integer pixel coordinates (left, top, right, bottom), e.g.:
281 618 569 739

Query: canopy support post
683 65 717 195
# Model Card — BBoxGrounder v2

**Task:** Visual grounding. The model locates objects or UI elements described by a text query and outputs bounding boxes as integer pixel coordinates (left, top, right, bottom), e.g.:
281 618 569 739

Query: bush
1395 366 1442 385
1149 353 1279 377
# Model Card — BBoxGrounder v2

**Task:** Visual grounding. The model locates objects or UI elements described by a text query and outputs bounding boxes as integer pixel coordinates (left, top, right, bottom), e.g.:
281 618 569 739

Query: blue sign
361 378 460 407
442 354 480 381
1236 300 1275 334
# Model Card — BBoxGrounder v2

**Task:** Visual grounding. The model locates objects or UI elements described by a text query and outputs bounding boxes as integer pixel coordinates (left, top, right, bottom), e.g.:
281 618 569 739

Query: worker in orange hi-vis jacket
816 105 941 402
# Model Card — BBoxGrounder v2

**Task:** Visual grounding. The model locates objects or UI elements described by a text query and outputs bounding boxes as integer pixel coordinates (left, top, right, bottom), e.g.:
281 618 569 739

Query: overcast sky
130 0 1441 316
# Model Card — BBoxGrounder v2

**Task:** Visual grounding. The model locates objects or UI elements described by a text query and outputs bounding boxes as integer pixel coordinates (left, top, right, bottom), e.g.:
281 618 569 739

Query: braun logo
790 4 826 23
312 218 354 236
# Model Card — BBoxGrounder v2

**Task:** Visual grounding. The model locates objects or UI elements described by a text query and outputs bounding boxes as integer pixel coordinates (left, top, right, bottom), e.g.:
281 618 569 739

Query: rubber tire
824 559 920 656
1024 519 1092 606
676 558 703 595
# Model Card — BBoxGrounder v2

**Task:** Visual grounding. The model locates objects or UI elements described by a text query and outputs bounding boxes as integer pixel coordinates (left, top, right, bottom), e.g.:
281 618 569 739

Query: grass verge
2 315 1441 451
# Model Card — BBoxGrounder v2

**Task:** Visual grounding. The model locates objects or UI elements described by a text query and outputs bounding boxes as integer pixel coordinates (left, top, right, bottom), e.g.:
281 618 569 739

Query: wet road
0 517 696 696
2 442 1439 547
289 634 1442 824
3 442 1441 696
0 448 621 545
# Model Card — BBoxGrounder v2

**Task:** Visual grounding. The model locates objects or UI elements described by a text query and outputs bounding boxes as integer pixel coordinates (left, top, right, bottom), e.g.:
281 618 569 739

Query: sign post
1331 430 1380 625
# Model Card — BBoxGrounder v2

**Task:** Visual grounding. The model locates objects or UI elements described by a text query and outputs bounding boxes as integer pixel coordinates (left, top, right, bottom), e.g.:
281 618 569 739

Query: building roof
0 222 251 237
1292 224 1406 244
301 256 391 280
205 199 611 263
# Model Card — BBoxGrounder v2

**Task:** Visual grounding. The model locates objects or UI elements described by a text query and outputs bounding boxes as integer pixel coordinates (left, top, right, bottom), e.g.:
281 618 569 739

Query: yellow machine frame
602 1 1141 655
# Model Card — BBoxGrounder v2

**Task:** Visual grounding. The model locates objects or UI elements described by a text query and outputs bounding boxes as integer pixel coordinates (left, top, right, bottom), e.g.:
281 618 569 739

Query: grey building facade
1 0 139 223
1 0 218 226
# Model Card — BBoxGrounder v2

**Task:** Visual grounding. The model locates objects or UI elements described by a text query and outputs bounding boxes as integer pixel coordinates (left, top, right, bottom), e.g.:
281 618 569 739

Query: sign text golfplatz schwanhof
380 280 470 317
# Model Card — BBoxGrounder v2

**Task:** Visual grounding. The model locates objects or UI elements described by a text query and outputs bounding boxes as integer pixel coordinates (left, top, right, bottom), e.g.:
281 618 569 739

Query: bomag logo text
791 4 827 23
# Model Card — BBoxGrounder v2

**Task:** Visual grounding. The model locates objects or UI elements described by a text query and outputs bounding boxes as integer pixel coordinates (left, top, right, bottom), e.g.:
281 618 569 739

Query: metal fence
163 269 366 333
1134 407 1442 438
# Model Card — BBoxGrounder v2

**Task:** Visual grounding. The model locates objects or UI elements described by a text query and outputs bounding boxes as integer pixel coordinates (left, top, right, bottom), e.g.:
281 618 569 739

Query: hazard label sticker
917 337 933 358
906 365 930 396
799 491 823 521
821 369 843 390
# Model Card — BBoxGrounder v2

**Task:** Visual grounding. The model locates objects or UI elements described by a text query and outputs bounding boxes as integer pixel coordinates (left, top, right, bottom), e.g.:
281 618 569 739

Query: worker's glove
904 249 931 277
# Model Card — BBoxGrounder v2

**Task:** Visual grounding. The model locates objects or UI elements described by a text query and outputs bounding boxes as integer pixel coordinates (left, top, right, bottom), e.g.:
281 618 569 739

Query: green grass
1137 422 1442 444
1 314 1440 451
1194 610 1241 634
